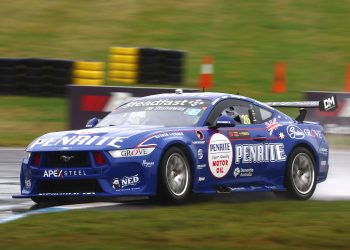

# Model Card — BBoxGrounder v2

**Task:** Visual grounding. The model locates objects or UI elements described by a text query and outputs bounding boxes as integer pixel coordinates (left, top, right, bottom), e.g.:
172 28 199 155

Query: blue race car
13 91 336 203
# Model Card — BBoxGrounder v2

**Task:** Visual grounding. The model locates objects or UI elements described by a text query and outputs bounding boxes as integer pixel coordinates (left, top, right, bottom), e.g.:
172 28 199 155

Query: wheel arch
288 142 319 175
158 141 196 186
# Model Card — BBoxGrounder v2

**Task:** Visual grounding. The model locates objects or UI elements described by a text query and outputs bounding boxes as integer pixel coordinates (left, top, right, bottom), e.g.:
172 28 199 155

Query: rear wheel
283 147 316 200
157 147 192 202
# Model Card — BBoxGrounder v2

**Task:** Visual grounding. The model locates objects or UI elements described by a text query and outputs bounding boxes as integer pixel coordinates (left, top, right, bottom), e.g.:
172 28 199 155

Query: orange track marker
272 62 287 93
199 56 214 89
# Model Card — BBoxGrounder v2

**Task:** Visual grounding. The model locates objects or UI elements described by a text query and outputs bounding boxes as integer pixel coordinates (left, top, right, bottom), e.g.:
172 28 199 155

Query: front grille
44 151 90 168
39 179 102 193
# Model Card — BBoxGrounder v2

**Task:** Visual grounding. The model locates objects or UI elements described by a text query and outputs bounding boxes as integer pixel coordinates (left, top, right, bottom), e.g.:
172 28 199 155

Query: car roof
135 92 255 103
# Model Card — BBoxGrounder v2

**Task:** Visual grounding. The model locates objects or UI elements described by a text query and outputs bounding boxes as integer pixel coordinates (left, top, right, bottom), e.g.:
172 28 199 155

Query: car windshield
97 97 210 127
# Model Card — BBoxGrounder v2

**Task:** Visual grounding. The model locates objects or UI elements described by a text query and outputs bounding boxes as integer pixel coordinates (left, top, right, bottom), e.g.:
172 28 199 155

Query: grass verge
0 96 66 146
1 1 350 146
0 201 349 250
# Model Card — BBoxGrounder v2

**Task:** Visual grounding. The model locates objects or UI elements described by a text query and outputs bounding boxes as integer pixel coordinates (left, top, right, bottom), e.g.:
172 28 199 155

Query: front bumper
13 151 158 199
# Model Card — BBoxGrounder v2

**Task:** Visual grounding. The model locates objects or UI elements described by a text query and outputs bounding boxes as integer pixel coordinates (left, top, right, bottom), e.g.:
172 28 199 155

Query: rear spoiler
264 95 337 122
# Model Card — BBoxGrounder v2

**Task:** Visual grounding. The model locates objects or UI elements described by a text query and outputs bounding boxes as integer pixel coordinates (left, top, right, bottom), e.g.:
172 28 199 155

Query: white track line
0 202 119 224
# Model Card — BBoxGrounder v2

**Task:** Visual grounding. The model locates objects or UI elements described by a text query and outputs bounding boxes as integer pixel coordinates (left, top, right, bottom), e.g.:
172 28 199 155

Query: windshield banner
68 85 199 129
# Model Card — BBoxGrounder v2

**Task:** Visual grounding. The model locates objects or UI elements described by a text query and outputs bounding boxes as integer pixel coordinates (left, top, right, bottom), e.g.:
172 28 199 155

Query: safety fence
0 47 186 96
108 47 185 85
0 58 73 96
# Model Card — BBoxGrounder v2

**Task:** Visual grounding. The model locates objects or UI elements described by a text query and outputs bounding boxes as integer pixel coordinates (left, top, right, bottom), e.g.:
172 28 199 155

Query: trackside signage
68 85 199 130
305 91 350 134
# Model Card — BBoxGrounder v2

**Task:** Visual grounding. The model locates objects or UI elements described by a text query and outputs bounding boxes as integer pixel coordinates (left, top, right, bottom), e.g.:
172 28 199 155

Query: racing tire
282 147 317 200
157 147 192 203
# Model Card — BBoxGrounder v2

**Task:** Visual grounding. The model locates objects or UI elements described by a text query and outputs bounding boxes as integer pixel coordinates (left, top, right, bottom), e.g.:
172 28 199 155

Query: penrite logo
60 155 75 163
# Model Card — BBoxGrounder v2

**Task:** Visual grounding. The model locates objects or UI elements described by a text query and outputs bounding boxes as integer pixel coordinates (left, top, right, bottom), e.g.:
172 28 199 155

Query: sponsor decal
278 132 285 139
321 96 337 111
38 192 95 196
153 132 184 139
208 133 233 178
29 136 128 149
112 174 140 189
151 106 186 111
123 99 204 108
265 118 281 135
233 167 240 177
24 179 31 189
320 147 328 156
112 178 120 189
198 177 206 182
142 160 154 168
228 130 251 139
109 147 155 158
197 164 206 170
235 143 286 164
197 149 204 160
193 140 206 145
233 167 254 178
43 169 87 178
286 125 305 139
303 129 322 138
320 160 327 166
138 131 184 147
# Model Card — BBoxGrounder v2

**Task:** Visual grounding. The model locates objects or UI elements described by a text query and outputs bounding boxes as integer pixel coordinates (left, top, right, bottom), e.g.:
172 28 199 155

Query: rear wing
264 95 337 122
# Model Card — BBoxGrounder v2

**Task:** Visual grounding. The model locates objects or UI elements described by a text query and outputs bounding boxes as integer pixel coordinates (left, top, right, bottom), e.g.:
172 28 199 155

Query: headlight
109 147 155 158
24 151 31 160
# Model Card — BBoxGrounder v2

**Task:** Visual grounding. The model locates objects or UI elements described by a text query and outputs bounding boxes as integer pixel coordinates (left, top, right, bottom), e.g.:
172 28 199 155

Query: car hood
27 125 187 152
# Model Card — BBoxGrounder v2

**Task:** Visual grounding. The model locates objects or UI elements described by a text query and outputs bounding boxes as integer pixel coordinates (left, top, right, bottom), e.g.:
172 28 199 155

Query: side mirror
209 115 236 129
86 117 100 128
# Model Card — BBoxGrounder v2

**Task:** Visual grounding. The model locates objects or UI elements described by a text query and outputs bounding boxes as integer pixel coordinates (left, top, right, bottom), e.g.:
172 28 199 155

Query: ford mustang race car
13 91 336 203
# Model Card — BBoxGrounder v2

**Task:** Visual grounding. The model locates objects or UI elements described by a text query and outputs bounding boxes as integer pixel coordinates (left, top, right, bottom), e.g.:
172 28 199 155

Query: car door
205 98 273 188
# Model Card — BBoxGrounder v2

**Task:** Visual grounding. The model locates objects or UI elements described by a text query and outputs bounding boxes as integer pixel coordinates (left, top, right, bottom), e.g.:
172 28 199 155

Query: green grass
0 201 350 249
0 96 66 146
1 0 350 145
1 0 350 100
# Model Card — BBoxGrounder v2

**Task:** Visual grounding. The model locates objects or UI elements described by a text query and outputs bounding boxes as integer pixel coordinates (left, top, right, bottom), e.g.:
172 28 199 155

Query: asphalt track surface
0 148 349 223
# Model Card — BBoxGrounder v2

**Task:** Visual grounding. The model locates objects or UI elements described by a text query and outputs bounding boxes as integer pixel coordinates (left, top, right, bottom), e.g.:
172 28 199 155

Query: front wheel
157 147 192 202
284 147 317 200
